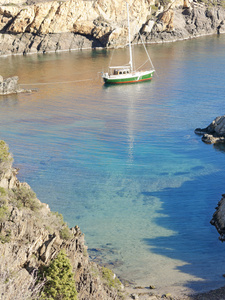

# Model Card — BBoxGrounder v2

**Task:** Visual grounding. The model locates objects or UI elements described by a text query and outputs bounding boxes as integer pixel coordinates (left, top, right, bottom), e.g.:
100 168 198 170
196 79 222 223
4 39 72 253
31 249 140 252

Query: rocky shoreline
0 0 225 56
195 116 225 243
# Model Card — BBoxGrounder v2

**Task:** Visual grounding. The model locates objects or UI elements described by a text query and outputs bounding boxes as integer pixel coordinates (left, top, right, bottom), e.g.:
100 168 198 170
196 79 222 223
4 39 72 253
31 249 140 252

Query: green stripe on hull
103 72 154 85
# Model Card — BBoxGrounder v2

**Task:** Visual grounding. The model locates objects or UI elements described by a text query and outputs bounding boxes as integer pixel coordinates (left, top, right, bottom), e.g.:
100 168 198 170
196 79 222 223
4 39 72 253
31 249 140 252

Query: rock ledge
195 115 225 144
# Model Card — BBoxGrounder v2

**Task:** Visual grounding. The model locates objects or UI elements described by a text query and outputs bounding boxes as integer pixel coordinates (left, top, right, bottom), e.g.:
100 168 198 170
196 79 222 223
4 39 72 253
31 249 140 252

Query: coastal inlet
1 34 225 297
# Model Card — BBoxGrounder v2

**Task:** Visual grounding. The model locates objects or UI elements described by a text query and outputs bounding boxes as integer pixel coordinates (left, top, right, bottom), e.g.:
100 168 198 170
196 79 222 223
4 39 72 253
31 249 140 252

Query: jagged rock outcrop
0 75 31 95
0 75 19 95
143 2 225 43
0 141 123 300
211 195 225 242
195 115 225 144
0 0 225 56
0 0 153 55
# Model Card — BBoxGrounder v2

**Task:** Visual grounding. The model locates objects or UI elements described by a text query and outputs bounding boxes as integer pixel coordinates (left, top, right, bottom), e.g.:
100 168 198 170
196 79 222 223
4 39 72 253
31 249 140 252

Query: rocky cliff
0 140 124 300
0 0 225 56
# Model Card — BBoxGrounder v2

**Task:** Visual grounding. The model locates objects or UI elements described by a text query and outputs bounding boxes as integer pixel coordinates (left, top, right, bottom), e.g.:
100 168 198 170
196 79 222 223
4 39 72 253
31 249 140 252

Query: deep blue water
1 34 225 295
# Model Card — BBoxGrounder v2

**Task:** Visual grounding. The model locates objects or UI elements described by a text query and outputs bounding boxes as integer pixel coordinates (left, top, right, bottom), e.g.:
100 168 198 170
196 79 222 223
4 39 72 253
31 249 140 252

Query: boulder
0 75 32 95
195 115 225 144
0 76 18 95
211 195 225 241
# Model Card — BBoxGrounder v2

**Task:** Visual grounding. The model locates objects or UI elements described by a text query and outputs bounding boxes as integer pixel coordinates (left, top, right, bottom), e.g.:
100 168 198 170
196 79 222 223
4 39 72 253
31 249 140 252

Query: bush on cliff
41 250 78 300
51 212 72 240
102 266 122 290
59 225 72 240
13 186 41 211
0 204 9 222
0 140 12 163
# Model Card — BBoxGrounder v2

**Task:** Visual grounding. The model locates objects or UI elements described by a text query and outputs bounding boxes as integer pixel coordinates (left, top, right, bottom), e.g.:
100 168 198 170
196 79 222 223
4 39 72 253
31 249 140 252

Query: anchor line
20 78 93 86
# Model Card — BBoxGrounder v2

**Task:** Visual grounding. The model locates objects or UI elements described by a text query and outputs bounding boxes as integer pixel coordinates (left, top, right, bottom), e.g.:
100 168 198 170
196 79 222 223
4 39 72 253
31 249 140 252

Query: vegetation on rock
40 250 78 300
12 185 41 211
0 140 12 162
102 266 122 290
0 140 124 300
0 204 9 222
0 255 45 300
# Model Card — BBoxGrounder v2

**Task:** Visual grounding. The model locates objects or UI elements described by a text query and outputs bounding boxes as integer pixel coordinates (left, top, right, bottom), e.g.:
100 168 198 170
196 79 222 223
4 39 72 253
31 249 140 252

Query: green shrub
102 267 122 290
59 226 72 240
0 187 7 197
13 186 40 211
221 0 225 7
0 187 8 206
41 250 78 300
51 212 64 225
90 265 100 278
0 205 9 223
159 0 171 6
0 229 11 244
50 212 72 240
0 141 12 163
151 4 158 11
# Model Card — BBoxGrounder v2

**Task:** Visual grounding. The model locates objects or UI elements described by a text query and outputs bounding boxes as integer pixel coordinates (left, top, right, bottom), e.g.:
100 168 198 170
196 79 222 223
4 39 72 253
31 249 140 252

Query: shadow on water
142 171 225 292
214 143 225 153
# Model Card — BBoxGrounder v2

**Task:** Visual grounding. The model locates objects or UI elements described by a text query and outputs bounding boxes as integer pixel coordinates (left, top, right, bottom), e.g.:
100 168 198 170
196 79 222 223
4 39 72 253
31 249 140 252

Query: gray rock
211 195 225 242
0 32 102 56
1 2 225 56
0 75 33 95
131 293 139 299
0 76 18 95
195 115 225 144
144 5 225 44
202 133 225 144
149 285 156 289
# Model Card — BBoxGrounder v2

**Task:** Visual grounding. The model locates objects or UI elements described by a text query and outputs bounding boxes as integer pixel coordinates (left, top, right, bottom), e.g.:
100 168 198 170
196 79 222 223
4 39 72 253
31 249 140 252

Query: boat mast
127 3 133 73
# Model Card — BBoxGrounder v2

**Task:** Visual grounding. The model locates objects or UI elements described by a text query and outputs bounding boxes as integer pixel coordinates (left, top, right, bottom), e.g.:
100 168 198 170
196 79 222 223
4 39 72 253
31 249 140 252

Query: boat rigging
102 3 155 85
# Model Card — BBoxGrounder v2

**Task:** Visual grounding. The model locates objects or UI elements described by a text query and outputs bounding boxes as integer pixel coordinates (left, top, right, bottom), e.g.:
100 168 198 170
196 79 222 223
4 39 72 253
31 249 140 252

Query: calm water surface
1 35 225 295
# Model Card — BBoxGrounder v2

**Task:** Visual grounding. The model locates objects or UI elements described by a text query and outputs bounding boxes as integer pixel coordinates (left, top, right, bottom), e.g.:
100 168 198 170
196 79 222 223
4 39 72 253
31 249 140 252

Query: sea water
1 34 225 296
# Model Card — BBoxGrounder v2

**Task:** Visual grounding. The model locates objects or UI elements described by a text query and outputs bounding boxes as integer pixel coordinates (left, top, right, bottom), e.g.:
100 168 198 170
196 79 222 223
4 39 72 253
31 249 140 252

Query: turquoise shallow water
1 35 225 295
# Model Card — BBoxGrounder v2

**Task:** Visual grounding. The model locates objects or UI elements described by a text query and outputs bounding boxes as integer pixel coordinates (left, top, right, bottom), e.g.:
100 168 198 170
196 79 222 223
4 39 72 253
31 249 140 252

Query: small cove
1 35 225 296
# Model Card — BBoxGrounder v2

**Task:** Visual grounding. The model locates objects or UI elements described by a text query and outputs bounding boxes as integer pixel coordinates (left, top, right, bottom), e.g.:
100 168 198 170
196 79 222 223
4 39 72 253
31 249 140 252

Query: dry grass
0 256 45 300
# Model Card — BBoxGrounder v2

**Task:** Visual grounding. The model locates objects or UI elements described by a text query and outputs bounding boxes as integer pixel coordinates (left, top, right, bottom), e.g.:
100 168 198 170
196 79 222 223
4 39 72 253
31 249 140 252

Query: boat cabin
109 66 131 76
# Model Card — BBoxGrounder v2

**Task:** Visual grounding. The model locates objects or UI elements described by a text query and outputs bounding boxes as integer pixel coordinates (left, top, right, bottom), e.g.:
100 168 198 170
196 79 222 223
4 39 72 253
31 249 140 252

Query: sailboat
102 3 155 85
